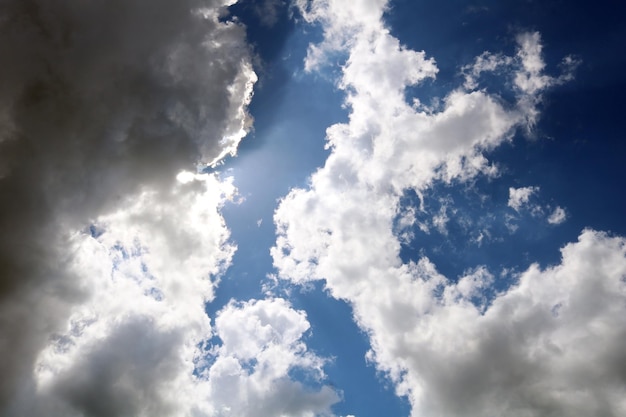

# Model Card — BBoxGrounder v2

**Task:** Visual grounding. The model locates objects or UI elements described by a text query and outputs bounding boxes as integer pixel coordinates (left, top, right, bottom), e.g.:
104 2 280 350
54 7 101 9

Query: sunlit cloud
272 1 625 416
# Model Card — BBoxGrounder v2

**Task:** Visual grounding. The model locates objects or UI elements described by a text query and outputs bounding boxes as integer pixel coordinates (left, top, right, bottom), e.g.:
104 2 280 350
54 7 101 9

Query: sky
0 1 625 417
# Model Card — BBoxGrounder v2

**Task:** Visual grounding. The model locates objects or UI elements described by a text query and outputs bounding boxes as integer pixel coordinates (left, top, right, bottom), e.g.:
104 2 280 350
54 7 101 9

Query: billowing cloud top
1 0 623 416
272 1 626 416
0 0 258 414
0 1 342 416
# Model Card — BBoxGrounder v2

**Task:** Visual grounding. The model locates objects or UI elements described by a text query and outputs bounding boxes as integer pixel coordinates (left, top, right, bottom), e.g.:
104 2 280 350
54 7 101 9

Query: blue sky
1 1 625 417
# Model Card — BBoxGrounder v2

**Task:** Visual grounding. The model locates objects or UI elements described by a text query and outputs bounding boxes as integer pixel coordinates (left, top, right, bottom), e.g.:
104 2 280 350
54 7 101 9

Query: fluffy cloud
508 186 540 211
0 0 279 414
6 169 339 417
207 298 339 417
273 0 624 416
294 0 389 71
508 187 568 225
27 286 337 416
372 230 626 417
274 1 567 287
548 206 568 225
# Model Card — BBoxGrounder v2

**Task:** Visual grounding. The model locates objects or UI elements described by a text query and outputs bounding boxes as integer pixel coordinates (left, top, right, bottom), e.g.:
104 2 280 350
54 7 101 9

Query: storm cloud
0 0 256 414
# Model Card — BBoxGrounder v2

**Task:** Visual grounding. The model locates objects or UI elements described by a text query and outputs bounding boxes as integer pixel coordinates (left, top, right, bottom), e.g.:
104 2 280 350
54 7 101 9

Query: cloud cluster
273 0 625 416
0 1 338 415
4 172 338 417
27 279 337 417
25 174 236 415
508 186 540 211
207 298 339 417
508 186 568 225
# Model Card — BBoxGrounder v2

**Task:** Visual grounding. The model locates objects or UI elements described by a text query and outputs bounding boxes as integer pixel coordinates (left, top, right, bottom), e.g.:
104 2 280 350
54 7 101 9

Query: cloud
462 51 512 90
40 293 338 417
274 1 569 286
271 1 624 416
548 206 568 225
508 186 540 211
508 187 568 225
207 298 339 417
0 0 273 414
366 230 626 417
10 178 339 417
294 0 390 72
2 170 337 415
462 31 579 131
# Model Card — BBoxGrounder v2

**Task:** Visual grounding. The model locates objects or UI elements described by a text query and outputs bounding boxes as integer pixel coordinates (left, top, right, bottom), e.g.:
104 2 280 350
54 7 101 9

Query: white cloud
368 230 626 417
17 192 340 417
548 206 568 225
508 186 540 211
508 188 568 225
0 1 341 414
432 204 451 235
275 1 568 286
514 32 553 95
462 51 513 90
272 1 623 416
205 298 339 417
294 0 390 72
14 175 228 416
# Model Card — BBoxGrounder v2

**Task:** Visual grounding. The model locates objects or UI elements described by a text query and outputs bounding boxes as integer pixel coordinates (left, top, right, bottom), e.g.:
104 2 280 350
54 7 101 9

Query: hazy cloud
10 178 339 417
370 230 626 417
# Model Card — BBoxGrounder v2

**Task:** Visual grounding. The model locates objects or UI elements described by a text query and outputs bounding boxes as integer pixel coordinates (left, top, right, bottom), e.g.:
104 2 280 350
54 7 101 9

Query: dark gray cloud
52 317 185 417
0 0 255 413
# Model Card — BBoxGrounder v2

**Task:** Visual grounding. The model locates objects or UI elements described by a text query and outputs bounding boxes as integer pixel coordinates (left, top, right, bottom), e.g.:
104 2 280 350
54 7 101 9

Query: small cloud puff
508 186 540 211
548 206 567 224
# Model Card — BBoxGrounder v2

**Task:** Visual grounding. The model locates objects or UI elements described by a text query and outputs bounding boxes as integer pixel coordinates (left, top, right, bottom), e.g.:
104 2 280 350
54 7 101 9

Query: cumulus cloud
508 186 540 211
271 1 624 416
6 170 339 417
294 0 390 72
462 31 580 130
461 51 512 90
0 0 346 415
274 0 568 286
508 187 568 225
31 292 338 417
370 230 626 417
548 205 568 225
207 298 339 417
